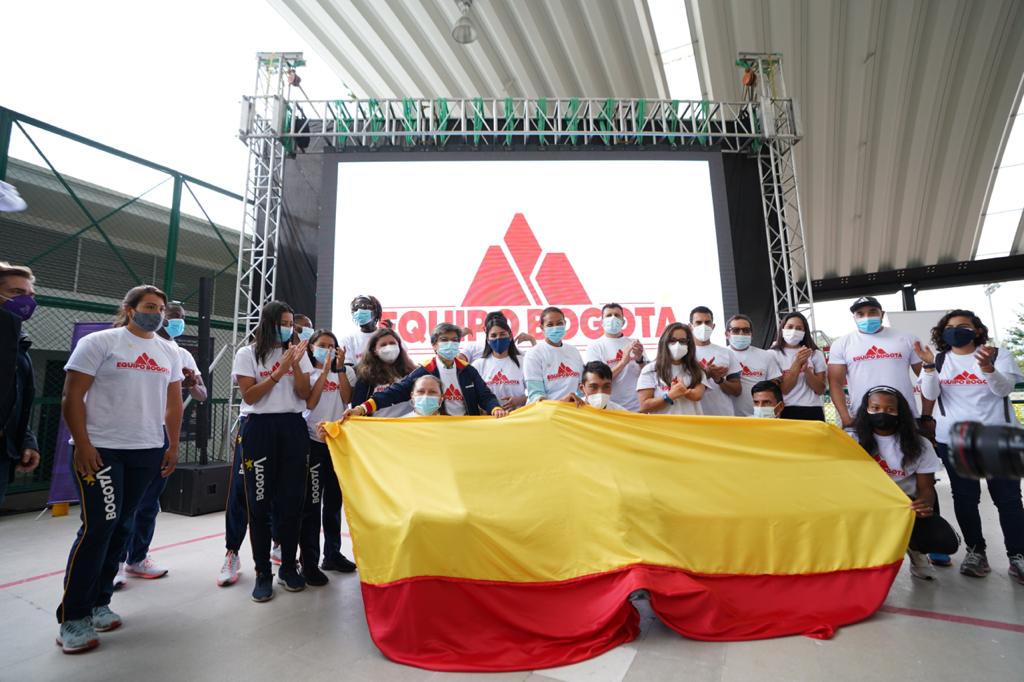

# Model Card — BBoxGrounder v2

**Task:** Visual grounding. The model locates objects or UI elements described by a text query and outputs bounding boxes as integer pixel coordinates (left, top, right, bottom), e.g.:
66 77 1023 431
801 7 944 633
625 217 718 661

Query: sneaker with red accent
125 556 168 579
218 550 241 587
113 563 127 591
90 605 122 632
57 618 100 654
271 543 282 566
1008 554 1024 585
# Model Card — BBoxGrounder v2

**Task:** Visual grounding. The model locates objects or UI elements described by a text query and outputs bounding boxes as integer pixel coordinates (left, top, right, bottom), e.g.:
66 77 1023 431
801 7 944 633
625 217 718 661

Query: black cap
849 296 882 313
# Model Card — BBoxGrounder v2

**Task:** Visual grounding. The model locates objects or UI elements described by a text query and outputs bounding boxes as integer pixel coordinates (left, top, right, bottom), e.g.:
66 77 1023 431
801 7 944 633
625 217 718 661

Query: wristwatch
922 363 936 370
662 392 674 405
714 376 724 385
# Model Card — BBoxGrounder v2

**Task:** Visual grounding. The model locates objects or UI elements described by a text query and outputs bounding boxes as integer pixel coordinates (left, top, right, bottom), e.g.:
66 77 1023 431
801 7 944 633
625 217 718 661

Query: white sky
1 0 1021 343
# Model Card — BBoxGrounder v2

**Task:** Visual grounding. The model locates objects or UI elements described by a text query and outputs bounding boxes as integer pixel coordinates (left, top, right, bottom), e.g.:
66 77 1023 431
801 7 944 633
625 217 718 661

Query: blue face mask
352 309 373 326
729 335 752 351
165 318 185 338
298 327 314 341
544 325 566 344
942 327 976 348
602 316 624 335
132 310 164 333
488 337 512 355
856 317 882 334
278 326 294 344
436 341 461 361
313 346 330 365
413 395 441 416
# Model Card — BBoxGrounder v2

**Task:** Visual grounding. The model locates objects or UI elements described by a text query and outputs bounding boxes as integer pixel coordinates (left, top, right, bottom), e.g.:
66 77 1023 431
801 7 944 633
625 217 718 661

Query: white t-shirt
694 343 741 416
341 328 377 366
232 345 313 415
585 336 645 412
773 347 827 407
472 355 526 403
828 327 921 417
860 433 944 496
636 362 705 416
523 341 584 402
64 327 184 450
305 366 357 441
437 361 467 416
920 348 1022 445
177 346 199 375
730 346 784 416
459 338 486 363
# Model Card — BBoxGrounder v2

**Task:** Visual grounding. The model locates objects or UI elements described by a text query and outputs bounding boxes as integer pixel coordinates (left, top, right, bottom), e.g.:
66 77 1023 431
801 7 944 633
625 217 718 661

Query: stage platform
2 479 1022 681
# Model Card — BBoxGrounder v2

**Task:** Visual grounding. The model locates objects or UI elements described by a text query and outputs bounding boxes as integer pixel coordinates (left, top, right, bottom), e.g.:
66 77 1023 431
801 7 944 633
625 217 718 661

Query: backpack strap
935 351 946 418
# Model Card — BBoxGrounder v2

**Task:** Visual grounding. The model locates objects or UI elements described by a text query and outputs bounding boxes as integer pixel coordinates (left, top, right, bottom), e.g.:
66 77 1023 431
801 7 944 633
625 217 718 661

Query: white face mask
668 341 688 360
753 406 778 419
692 324 713 343
586 393 611 409
782 328 805 345
377 344 401 363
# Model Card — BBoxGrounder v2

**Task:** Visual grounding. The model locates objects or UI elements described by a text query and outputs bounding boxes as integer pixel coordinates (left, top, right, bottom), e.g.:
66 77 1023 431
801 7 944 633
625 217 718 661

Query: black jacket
2 322 38 465
360 357 501 416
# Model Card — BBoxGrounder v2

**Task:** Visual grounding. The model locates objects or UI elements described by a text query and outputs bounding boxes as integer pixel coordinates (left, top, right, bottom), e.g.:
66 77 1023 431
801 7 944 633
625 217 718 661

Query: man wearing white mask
344 323 508 419
689 306 741 416
561 361 626 411
750 381 785 418
584 303 645 412
827 296 922 428
725 314 783 417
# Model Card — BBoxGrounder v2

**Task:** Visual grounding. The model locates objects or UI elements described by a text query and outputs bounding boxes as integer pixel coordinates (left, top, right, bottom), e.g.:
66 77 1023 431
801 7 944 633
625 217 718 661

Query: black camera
946 422 1024 480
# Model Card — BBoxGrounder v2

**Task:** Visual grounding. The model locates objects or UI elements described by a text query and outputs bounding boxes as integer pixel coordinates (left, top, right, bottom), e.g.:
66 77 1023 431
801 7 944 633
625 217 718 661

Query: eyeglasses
728 327 752 334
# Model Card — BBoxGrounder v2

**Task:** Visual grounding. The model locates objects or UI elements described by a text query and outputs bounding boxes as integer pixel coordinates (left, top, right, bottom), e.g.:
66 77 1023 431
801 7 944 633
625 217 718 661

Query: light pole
984 283 1001 344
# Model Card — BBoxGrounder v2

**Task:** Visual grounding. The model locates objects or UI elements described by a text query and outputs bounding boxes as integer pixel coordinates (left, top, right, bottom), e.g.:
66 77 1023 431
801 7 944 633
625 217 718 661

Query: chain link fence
1 108 244 498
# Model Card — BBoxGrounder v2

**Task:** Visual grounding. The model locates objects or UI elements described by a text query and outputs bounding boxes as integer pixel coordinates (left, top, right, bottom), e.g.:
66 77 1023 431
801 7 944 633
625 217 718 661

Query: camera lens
947 422 1024 480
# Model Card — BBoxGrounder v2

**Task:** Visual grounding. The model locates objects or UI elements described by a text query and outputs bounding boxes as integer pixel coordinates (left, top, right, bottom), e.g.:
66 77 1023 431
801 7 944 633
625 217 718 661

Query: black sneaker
251 573 274 603
302 564 330 587
321 553 357 573
277 566 307 592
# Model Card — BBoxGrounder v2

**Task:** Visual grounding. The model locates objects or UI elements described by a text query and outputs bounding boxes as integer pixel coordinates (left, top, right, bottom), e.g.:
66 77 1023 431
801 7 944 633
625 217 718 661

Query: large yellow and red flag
324 401 912 672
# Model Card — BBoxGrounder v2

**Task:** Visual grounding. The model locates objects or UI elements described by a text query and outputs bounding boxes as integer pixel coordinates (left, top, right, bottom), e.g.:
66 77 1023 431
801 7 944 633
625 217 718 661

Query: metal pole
901 283 917 311
164 175 183 295
197 276 213 465
0 108 13 181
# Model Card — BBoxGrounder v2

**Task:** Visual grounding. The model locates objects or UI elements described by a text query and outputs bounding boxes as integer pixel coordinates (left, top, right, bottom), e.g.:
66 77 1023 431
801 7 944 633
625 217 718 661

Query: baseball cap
849 296 882 313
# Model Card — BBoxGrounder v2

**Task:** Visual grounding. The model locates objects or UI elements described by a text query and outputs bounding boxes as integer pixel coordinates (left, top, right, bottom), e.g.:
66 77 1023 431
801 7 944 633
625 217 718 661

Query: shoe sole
112 582 126 591
910 572 936 581
93 620 122 633
125 570 168 579
321 563 357 573
304 577 329 587
276 579 306 592
960 567 991 577
251 592 274 603
57 637 100 654
217 574 240 587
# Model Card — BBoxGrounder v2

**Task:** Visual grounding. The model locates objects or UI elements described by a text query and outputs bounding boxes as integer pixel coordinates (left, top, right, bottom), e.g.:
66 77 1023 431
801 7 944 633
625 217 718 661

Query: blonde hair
0 261 35 285
113 284 167 327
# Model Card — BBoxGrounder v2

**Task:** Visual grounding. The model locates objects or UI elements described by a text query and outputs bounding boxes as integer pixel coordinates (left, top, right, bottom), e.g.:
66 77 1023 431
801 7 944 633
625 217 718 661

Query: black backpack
934 350 1012 422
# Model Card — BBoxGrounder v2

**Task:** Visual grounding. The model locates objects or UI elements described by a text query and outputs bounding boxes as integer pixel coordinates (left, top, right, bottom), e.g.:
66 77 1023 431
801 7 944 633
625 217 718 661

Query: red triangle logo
443 384 464 401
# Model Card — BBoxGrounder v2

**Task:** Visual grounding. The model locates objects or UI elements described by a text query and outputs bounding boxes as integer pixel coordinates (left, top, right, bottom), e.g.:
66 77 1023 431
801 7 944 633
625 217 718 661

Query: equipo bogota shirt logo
941 370 987 386
739 362 763 378
547 363 580 381
487 371 520 386
259 361 293 379
443 384 464 402
116 353 169 373
852 346 904 362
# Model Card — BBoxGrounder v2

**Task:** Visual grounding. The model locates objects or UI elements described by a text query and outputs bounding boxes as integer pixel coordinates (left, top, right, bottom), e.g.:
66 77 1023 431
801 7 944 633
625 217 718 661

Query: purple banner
47 321 112 505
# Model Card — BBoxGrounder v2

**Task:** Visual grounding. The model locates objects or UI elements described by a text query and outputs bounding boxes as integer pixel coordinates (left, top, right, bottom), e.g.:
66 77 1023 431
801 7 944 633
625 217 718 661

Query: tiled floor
2 479 1022 681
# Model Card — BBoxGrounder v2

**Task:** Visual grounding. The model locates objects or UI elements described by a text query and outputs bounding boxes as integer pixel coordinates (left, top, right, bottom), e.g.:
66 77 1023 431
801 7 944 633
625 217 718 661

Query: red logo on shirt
852 346 903 362
116 353 169 374
443 384 464 402
698 357 717 369
872 455 906 479
941 370 986 386
259 361 293 378
488 371 520 386
739 362 764 378
323 380 339 392
608 349 624 364
546 363 581 381
462 213 591 306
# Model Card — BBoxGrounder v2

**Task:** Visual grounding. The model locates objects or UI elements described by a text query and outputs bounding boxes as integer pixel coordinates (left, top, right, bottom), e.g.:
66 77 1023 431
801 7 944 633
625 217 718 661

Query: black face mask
867 412 899 432
942 327 976 348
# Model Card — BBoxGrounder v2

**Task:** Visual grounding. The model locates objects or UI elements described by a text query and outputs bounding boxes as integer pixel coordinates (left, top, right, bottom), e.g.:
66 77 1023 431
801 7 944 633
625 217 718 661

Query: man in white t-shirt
340 294 384 366
724 314 783 417
827 296 922 427
561 361 627 411
584 303 645 412
689 306 741 416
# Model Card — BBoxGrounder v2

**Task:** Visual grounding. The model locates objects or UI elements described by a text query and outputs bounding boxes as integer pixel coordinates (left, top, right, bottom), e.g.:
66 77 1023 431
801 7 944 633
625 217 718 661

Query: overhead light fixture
452 0 477 45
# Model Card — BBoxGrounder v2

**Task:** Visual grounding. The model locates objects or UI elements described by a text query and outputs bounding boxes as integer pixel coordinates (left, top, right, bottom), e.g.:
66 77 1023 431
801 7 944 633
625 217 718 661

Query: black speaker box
160 463 231 516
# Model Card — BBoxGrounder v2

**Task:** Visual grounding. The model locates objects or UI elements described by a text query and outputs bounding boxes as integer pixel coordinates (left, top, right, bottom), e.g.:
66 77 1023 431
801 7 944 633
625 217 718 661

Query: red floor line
0 527 352 591
879 605 1024 634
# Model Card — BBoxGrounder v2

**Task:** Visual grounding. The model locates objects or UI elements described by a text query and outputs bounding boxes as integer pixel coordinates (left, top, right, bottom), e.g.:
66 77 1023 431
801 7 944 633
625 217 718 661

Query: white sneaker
271 544 282 566
908 550 936 580
113 563 127 591
125 556 168 579
217 551 241 587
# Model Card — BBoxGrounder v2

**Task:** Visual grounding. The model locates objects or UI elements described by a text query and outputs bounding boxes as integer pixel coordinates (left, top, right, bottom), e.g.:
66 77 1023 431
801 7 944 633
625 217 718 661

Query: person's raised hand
913 340 935 365
975 345 996 372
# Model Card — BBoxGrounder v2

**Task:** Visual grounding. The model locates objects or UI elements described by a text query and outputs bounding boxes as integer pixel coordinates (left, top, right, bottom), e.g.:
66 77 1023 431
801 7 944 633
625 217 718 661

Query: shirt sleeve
915 437 944 475
231 346 256 380
167 345 184 383
919 368 940 401
522 350 547 403
583 340 602 363
828 336 848 366
766 352 783 381
636 365 658 392
725 348 741 378
64 332 109 377
812 350 827 373
179 348 200 374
